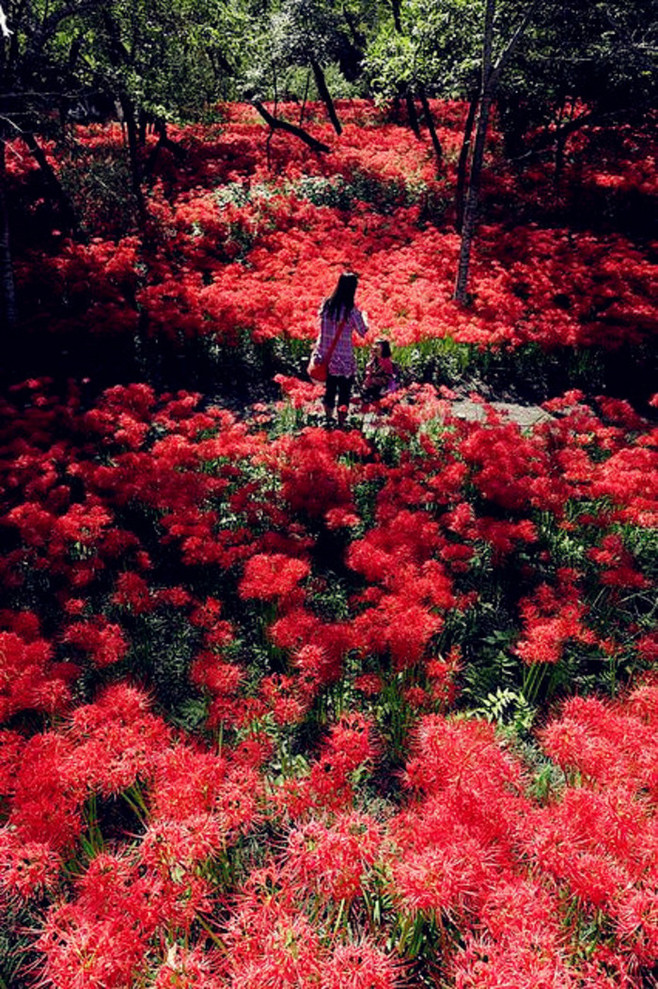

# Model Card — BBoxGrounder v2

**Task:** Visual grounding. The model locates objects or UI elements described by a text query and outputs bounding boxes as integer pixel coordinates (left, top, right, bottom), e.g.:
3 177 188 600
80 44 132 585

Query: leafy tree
497 0 658 184
0 0 98 334
365 0 540 299
453 0 540 303
0 0 250 338
245 0 379 132
366 0 656 299
364 0 479 158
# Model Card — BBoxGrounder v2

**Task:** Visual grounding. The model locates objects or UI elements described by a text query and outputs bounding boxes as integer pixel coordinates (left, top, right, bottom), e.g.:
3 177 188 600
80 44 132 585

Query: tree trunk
0 139 18 352
417 83 443 167
299 71 311 127
454 89 494 302
455 90 479 232
119 93 146 217
310 59 342 135
137 108 149 146
22 131 78 233
116 96 153 377
144 119 187 178
552 97 571 199
454 0 540 300
405 88 421 138
454 0 496 303
389 0 403 33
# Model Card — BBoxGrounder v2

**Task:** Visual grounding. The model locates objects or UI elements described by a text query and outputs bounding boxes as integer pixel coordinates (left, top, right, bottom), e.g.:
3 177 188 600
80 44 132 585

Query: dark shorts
324 374 354 409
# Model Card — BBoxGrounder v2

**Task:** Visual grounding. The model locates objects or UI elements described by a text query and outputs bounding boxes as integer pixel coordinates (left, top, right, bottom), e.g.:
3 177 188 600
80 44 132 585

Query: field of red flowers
1 102 657 987
7 101 657 396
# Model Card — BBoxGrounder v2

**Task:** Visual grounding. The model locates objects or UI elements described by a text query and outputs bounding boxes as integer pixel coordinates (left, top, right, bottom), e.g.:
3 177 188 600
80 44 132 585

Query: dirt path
450 399 551 427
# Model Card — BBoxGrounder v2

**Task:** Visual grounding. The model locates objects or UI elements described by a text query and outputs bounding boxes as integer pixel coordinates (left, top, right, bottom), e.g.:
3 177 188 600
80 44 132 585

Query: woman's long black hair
324 271 358 319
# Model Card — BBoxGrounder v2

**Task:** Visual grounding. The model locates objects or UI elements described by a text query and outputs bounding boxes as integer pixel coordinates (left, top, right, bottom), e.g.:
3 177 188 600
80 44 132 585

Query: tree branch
251 101 331 153
491 0 542 84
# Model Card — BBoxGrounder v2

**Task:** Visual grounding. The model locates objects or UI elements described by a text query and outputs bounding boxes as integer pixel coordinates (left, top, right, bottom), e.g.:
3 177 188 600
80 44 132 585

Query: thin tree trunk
455 90 479 232
117 96 153 376
389 0 403 33
144 119 187 178
137 108 149 146
119 93 146 218
417 83 443 167
22 130 78 233
405 87 421 138
299 71 311 127
310 59 342 135
454 0 539 301
0 139 18 343
454 0 496 303
553 96 573 198
453 90 494 302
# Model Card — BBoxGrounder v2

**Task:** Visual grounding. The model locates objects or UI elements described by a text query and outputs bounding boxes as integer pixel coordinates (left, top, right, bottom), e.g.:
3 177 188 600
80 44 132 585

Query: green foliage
0 905 40 989
126 610 201 713
498 0 658 156
460 624 519 699
364 0 481 99
58 146 139 236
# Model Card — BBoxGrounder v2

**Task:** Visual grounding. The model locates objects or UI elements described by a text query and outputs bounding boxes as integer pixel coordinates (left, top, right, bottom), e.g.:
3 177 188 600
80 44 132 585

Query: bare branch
251 101 331 153
492 0 542 83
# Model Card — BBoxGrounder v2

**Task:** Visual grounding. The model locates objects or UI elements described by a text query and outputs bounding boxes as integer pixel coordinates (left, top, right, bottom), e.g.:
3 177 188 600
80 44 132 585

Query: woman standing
314 271 368 427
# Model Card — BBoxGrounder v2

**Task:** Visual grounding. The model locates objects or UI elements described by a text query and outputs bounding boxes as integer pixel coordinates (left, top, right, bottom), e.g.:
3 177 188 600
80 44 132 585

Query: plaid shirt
315 305 368 377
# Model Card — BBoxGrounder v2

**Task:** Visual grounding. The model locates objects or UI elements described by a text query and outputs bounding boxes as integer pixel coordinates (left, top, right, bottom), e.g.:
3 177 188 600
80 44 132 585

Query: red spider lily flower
292 642 330 688
426 647 463 710
150 744 229 820
140 815 225 872
259 674 311 726
515 572 596 666
155 585 194 608
9 732 83 850
402 685 431 711
275 373 322 408
270 427 368 519
152 945 223 989
111 570 155 614
239 552 311 601
282 811 382 905
540 692 658 796
0 832 61 903
325 506 361 529
588 534 649 589
614 887 658 967
277 714 377 819
189 596 224 628
391 717 529 918
152 741 259 845
351 591 443 670
63 616 129 668
321 940 402 989
191 652 243 696
353 673 383 697
270 607 350 688
0 630 77 721
0 730 25 794
67 684 172 796
224 897 324 989
450 933 575 988
36 851 158 987
37 904 151 988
